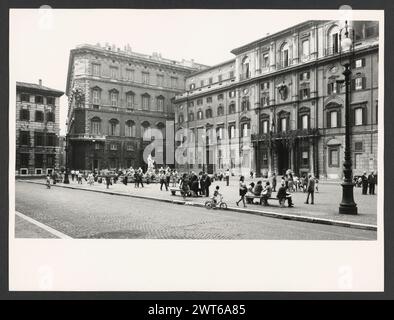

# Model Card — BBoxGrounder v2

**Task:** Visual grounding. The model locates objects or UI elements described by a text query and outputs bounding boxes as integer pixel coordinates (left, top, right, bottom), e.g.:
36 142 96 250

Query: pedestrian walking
204 174 211 197
200 174 206 196
361 171 368 195
236 176 248 208
225 169 230 186
368 171 376 195
45 175 51 189
305 174 315 204
71 169 75 182
159 172 168 191
105 175 111 189
271 172 277 192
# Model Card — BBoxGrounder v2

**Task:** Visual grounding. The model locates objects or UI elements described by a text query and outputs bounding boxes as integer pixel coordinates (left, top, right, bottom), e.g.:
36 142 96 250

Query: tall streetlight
337 21 357 215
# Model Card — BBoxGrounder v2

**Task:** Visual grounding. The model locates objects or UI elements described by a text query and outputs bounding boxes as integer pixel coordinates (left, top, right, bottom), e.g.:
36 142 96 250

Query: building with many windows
16 80 64 176
174 20 379 179
65 43 207 171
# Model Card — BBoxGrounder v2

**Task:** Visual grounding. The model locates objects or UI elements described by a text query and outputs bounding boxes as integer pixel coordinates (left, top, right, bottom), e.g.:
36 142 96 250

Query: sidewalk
19 177 378 230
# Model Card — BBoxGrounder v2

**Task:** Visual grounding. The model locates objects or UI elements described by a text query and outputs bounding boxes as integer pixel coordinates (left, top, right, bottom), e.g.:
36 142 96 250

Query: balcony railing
276 59 291 70
252 128 319 142
324 46 340 56
69 134 106 141
239 72 251 81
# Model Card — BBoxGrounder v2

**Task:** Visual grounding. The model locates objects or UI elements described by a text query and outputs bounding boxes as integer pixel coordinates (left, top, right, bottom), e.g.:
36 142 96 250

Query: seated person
261 181 273 206
246 182 255 204
276 182 294 207
253 181 263 196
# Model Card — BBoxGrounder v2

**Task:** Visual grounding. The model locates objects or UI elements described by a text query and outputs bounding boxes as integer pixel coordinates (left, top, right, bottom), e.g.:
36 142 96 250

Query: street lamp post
63 134 70 184
338 21 357 215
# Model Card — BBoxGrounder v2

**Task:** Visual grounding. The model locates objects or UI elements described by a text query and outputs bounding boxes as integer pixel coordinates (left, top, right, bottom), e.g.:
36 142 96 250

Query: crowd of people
357 171 377 195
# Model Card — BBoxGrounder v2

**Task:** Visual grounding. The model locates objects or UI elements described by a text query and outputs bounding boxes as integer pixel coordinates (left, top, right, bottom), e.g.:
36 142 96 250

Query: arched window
197 109 203 120
156 122 165 138
188 112 194 121
91 117 101 135
125 91 135 108
108 118 119 136
241 56 250 79
327 25 340 54
229 102 236 114
206 108 212 118
178 114 184 124
280 42 290 67
217 105 224 116
125 120 135 137
141 121 151 138
298 107 310 130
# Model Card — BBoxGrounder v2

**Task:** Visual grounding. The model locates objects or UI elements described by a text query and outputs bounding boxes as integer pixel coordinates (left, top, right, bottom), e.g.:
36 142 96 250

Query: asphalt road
15 181 376 240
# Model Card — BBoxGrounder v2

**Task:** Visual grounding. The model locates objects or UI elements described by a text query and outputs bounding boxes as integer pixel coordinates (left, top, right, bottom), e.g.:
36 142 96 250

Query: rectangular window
301 115 309 129
142 72 150 84
91 122 100 135
355 77 363 90
92 90 100 105
157 74 164 86
281 118 287 132
142 96 150 110
190 83 195 90
355 59 364 68
110 144 118 150
262 53 269 68
242 123 249 137
299 88 310 100
35 132 44 146
95 143 100 150
330 111 338 128
262 120 268 134
229 71 234 79
20 109 30 121
110 66 118 79
209 77 213 85
19 131 30 145
126 94 134 108
35 96 43 104
35 154 43 167
329 148 339 167
354 108 363 126
354 141 363 152
332 33 339 53
197 98 203 105
302 40 310 58
157 98 164 111
302 150 309 166
46 97 55 105
21 93 30 102
283 50 289 67
171 77 178 88
229 90 236 98
218 94 223 100
354 153 362 169
110 92 118 107
126 69 134 81
229 125 236 139
20 153 29 167
206 97 212 103
92 63 101 76
47 133 56 146
218 75 222 82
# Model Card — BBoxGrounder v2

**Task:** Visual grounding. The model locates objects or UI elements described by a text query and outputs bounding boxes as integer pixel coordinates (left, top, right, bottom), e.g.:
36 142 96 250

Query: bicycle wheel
219 202 228 210
205 201 213 209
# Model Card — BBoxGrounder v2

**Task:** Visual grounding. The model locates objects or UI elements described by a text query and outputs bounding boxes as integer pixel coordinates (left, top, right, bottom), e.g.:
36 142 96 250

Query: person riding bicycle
212 186 222 204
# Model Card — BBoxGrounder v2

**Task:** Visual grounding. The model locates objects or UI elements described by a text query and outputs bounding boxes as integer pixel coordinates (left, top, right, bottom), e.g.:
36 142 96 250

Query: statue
146 154 155 175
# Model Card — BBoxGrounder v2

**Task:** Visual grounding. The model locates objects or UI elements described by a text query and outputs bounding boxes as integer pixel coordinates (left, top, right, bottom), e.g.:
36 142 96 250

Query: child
212 185 222 204
46 175 51 189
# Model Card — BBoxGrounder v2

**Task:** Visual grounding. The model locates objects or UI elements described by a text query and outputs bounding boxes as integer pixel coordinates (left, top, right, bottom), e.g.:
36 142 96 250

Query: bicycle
205 195 228 210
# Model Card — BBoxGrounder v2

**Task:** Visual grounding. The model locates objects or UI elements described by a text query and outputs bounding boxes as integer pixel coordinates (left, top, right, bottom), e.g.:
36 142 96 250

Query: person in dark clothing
361 171 368 195
200 175 206 196
271 172 277 192
105 175 111 189
261 181 273 206
305 174 315 204
123 175 128 186
277 182 294 207
236 176 248 208
191 176 200 197
204 174 211 197
368 171 376 195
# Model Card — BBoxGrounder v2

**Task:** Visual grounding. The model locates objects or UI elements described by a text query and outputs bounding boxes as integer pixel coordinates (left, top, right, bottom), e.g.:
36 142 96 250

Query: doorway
277 142 289 176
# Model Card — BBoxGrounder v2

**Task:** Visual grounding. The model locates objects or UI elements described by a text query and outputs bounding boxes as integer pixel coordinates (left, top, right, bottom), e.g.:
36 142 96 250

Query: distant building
65 43 207 171
16 80 64 176
174 20 379 179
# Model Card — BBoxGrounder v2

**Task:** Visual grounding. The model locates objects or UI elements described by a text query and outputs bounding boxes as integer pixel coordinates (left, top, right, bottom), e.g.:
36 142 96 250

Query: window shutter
362 77 367 89
362 107 366 125
351 79 356 91
337 109 341 127
362 58 366 67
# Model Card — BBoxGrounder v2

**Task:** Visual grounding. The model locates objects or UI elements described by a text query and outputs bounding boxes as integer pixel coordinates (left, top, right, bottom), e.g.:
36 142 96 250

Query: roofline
186 59 235 79
231 20 322 55
16 82 64 96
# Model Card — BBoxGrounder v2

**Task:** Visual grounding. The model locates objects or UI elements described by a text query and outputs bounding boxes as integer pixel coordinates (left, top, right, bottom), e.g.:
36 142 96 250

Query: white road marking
15 211 73 239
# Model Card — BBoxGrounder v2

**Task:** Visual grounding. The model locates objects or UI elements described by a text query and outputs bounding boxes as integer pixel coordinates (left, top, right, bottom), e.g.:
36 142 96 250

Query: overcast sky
10 9 354 135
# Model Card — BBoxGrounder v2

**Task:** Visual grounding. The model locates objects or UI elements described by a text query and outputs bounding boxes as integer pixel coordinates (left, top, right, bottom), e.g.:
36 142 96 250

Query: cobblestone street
15 181 377 240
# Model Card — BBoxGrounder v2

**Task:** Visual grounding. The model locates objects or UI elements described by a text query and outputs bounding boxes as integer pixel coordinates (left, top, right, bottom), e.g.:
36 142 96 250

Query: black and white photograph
8 7 384 292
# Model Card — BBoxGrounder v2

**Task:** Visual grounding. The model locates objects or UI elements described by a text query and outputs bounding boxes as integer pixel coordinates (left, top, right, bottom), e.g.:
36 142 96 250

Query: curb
20 180 377 232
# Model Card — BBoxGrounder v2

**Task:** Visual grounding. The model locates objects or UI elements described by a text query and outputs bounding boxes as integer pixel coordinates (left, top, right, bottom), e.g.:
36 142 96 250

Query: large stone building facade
16 80 63 176
66 43 207 171
174 20 379 179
